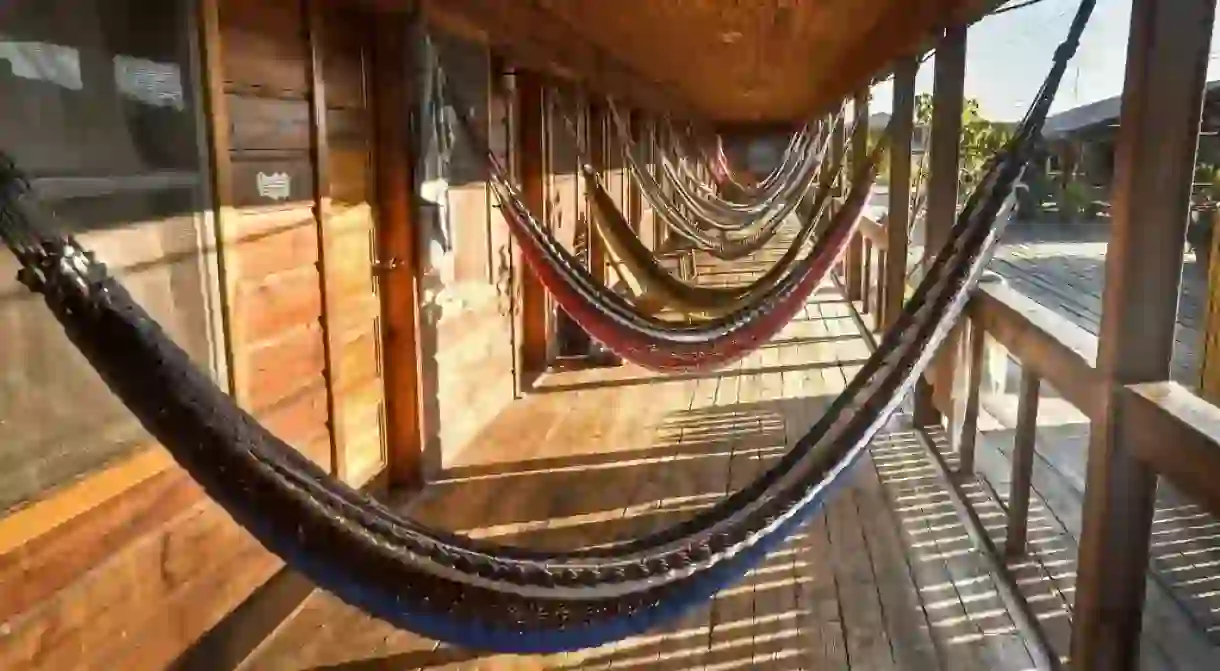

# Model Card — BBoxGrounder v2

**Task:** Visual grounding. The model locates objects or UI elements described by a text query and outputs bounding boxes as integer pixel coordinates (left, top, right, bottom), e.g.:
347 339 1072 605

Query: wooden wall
0 3 672 667
414 35 521 473
0 0 403 668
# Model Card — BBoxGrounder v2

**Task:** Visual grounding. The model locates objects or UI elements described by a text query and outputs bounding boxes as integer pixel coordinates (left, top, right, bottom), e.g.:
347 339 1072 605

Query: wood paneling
227 95 313 151
314 0 391 487
218 0 309 97
0 2 417 668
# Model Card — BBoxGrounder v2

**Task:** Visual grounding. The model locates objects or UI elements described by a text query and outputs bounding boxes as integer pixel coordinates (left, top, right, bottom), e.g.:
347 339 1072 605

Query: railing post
954 318 987 474
1071 0 1216 668
884 57 917 331
1006 370 1040 557
845 90 869 300
831 106 848 278
876 249 887 328
914 25 967 427
861 239 873 314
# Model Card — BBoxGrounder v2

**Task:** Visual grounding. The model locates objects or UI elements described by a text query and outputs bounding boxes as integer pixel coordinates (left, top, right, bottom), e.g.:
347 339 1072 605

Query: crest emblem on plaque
257 172 292 201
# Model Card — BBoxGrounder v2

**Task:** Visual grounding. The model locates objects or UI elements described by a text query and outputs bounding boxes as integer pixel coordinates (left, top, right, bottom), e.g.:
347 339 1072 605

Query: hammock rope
555 99 843 292
426 57 883 371
660 118 817 213
578 123 861 319
0 0 1093 654
614 111 859 257
451 97 886 370
607 103 829 244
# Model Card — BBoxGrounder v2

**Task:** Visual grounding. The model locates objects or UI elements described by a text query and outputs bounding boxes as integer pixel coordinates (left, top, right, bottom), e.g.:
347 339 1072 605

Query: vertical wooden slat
1005 370 1040 557
1072 1 1215 668
955 318 986 474
516 70 549 382
373 6 425 488
885 57 916 332
875 249 886 328
304 0 347 481
861 239 872 314
830 108 847 276
845 90 869 300
914 25 967 427
198 0 239 399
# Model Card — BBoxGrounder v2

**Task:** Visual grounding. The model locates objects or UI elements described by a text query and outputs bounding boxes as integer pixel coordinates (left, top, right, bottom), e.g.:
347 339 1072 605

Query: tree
914 93 1013 200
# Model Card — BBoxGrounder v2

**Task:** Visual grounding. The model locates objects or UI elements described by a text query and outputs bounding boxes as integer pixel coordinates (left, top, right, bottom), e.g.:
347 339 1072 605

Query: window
0 0 222 513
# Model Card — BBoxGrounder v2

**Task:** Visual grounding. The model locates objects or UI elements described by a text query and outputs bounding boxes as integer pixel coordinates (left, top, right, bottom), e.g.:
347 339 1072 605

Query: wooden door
210 0 417 490
314 5 390 488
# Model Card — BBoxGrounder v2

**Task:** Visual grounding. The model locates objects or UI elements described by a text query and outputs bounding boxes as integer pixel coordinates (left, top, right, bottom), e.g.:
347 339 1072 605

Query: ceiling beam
421 0 712 127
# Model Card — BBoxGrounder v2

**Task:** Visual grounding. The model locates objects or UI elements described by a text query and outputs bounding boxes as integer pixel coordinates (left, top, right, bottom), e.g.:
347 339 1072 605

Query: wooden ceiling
418 0 1007 129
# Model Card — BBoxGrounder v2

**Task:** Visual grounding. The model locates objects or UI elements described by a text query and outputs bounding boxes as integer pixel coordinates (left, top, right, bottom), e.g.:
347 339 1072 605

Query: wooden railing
852 214 890 332
840 212 1220 667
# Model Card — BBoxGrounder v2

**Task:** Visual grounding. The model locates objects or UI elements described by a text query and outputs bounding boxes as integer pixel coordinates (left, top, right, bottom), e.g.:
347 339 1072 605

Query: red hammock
498 138 881 372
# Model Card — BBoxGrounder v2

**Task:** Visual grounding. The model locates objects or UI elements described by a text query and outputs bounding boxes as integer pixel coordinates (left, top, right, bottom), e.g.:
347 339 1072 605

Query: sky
870 0 1220 122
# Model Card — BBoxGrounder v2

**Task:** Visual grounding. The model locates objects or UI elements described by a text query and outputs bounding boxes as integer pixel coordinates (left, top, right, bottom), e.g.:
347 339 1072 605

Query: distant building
1041 80 1220 189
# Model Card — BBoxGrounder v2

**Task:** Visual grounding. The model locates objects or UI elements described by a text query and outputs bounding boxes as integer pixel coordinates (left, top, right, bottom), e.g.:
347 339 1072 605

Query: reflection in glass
0 0 219 513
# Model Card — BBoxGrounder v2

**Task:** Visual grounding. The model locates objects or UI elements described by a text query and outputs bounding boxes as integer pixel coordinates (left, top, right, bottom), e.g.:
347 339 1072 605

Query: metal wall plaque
257 171 291 201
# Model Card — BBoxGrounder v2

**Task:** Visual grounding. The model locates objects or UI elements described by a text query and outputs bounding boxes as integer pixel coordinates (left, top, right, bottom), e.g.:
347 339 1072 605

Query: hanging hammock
581 128 851 320
551 101 850 321
607 103 830 250
583 105 844 262
478 122 886 371
0 0 1092 655
431 65 882 372
658 118 818 217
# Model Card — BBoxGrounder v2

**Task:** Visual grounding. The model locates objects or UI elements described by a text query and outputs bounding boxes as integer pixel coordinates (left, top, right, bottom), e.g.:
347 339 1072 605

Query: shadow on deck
242 240 1220 669
243 287 1068 671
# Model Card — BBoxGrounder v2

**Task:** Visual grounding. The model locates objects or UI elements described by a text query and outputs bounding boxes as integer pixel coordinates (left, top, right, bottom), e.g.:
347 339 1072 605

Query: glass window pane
0 0 220 513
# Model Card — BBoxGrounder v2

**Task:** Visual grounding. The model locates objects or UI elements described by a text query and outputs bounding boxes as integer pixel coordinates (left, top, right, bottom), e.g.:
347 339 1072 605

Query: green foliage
1196 163 1216 185
914 93 1014 196
1197 163 1220 202
1058 180 1092 221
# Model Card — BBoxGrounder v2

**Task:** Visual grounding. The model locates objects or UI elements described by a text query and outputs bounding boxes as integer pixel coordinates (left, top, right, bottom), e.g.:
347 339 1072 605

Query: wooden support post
373 9 426 488
1199 208 1220 401
885 57 917 331
845 90 869 300
876 249 887 327
587 101 608 285
914 25 967 427
1005 370 1040 557
831 108 848 276
1071 1 1215 668
627 110 644 235
516 70 549 383
651 119 668 250
955 319 986 474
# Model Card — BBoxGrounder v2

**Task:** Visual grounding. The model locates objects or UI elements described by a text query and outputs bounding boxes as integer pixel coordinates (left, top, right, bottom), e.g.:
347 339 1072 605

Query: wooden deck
241 281 1031 671
988 221 1207 386
235 220 1220 670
